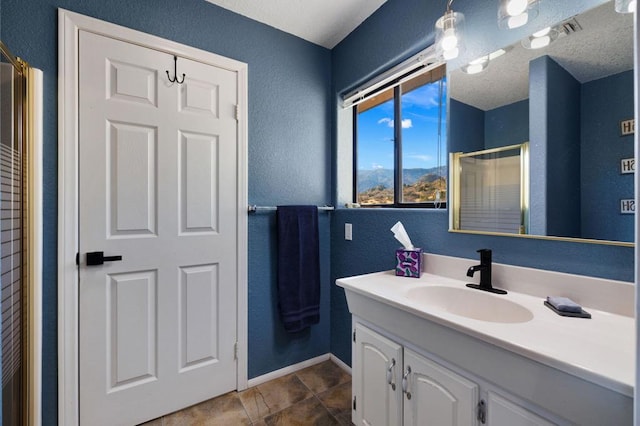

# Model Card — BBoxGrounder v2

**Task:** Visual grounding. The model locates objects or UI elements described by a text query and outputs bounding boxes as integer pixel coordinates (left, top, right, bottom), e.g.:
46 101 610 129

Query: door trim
57 9 248 425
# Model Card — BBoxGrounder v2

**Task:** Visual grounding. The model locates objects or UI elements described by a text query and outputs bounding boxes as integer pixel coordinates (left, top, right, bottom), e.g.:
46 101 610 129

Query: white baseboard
330 354 352 375
247 354 330 388
246 353 351 388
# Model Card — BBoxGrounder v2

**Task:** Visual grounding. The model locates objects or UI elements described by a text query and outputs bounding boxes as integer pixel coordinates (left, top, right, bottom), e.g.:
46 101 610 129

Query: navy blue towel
277 205 321 333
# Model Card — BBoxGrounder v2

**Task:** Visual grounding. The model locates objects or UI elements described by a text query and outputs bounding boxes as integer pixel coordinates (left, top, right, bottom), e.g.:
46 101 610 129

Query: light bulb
506 0 528 16
628 0 636 12
616 0 637 12
532 27 551 37
469 57 488 65
530 35 550 49
466 63 485 74
507 13 529 28
463 56 489 74
441 28 458 51
488 49 506 60
443 47 459 60
436 10 464 61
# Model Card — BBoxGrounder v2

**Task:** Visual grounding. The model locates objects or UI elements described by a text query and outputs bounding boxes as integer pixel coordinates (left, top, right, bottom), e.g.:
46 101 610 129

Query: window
354 65 447 207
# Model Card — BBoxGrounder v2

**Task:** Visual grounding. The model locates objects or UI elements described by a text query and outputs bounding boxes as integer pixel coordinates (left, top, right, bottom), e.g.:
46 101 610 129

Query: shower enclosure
0 41 41 425
450 143 530 235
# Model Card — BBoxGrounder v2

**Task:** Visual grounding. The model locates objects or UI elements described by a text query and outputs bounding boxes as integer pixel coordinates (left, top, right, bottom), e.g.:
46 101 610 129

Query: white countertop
337 270 635 397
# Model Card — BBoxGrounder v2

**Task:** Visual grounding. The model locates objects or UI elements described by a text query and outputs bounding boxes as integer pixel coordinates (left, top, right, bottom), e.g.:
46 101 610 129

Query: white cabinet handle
386 358 396 391
402 366 412 400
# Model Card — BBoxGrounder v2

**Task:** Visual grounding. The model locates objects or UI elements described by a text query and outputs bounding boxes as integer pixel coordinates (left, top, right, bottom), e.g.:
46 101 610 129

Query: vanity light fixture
435 0 465 60
521 26 558 49
615 0 636 13
498 0 539 29
488 48 507 60
462 56 489 74
461 48 508 75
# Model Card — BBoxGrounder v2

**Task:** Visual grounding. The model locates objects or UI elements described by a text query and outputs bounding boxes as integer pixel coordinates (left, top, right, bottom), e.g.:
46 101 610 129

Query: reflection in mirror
448 1 634 244
451 143 529 234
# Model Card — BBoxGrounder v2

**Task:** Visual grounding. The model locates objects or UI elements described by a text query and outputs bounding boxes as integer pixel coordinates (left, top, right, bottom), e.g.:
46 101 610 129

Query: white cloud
377 117 413 129
407 154 431 162
372 163 385 169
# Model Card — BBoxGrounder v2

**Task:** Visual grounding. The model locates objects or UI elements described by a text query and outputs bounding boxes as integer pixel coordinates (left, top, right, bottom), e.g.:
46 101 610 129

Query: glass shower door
0 44 27 426
451 143 530 234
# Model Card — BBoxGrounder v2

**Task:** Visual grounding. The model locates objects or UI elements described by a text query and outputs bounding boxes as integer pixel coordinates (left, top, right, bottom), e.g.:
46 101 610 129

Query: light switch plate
345 223 352 240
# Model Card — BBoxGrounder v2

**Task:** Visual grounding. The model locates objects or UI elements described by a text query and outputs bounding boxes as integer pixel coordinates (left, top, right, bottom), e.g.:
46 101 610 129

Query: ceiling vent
558 17 583 35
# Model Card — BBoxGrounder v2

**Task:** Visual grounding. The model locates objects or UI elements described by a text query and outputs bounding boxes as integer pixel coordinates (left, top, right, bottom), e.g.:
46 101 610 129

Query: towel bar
248 205 334 213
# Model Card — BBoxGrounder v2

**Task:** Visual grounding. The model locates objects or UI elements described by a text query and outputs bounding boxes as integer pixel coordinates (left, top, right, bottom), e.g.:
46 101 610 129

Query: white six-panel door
78 30 239 425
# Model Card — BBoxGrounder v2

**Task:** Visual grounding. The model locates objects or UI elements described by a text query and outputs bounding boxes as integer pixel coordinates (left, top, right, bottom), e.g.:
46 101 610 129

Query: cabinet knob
402 366 412 400
477 399 487 424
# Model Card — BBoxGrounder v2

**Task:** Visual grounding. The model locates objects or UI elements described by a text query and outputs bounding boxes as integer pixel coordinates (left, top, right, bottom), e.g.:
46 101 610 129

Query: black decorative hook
166 55 185 84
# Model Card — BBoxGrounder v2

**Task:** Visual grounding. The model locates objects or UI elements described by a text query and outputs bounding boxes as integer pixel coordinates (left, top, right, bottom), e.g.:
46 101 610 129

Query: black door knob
86 251 123 266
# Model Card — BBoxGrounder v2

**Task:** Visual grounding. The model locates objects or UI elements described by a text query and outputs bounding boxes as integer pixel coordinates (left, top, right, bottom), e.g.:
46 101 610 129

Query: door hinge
75 252 79 266
235 104 240 121
477 399 486 424
353 329 356 342
234 342 238 360
353 395 356 411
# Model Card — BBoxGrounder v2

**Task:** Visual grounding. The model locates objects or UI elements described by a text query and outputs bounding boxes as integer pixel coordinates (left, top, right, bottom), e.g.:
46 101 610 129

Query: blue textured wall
530 56 582 238
449 98 484 153
450 98 529 151
545 57 582 238
330 0 631 366
485 100 529 149
529 57 549 235
248 213 331 377
2 0 331 422
581 70 635 241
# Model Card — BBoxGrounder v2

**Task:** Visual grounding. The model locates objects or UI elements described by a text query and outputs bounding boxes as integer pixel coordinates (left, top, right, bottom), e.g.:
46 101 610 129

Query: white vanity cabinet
353 323 479 426
352 323 403 425
339 263 633 426
352 321 564 426
486 392 555 426
403 347 478 426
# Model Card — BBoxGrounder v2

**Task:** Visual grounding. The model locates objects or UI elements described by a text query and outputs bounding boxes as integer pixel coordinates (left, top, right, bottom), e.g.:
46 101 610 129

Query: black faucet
465 249 507 295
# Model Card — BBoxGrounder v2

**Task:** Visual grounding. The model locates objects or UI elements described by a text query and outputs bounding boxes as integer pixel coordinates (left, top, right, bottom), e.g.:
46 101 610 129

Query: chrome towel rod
248 205 334 213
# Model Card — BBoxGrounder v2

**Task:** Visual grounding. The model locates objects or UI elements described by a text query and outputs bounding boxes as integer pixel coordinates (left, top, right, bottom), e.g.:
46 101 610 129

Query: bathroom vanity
337 254 634 425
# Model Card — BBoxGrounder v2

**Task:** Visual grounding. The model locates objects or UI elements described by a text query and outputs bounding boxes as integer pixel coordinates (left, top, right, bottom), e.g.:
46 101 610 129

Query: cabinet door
403 348 479 426
353 323 403 426
487 391 556 426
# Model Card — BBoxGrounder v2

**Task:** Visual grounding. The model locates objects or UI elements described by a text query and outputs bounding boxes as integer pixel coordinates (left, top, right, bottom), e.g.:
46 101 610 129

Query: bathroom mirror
448 1 634 245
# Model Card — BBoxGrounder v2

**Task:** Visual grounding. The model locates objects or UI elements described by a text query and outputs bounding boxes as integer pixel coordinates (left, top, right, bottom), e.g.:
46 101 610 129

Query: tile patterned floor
140 360 352 425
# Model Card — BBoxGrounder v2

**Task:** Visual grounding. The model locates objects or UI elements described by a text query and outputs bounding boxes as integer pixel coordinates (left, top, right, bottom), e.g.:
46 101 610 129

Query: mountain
357 166 446 191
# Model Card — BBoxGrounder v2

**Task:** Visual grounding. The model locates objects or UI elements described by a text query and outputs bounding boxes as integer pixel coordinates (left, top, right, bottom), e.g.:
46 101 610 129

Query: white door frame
57 9 248 425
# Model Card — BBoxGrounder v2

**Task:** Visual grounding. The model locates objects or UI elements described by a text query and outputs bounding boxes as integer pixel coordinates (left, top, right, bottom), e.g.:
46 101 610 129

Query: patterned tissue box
395 248 422 278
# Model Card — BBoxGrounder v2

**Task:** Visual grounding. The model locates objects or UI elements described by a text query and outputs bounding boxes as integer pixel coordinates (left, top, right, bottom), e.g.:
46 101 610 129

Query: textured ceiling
450 2 634 111
204 0 388 49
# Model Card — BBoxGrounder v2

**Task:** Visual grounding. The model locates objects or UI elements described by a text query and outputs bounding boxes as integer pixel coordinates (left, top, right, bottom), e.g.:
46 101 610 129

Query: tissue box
395 248 422 278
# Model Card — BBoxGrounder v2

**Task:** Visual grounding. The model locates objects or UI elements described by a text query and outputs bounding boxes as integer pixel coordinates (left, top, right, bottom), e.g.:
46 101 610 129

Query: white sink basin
404 286 534 323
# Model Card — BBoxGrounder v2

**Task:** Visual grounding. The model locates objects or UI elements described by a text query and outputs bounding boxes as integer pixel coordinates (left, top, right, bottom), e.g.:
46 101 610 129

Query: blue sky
357 79 447 170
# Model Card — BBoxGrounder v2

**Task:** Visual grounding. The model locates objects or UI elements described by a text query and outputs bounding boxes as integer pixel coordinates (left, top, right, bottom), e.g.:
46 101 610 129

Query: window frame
352 69 447 209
